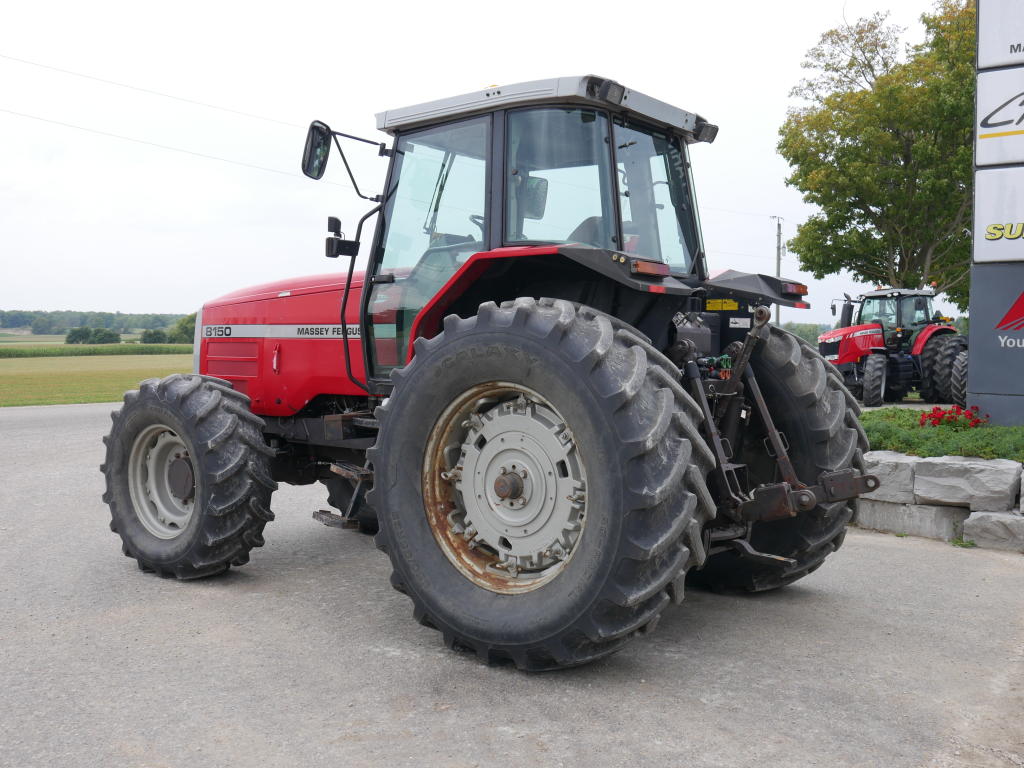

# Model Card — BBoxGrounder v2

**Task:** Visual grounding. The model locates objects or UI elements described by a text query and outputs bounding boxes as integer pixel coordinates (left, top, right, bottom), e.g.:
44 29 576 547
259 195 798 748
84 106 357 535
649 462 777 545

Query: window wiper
422 151 455 234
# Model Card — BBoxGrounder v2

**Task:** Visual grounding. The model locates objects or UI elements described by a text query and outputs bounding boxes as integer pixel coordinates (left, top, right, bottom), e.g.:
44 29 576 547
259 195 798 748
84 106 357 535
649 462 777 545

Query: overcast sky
0 0 958 324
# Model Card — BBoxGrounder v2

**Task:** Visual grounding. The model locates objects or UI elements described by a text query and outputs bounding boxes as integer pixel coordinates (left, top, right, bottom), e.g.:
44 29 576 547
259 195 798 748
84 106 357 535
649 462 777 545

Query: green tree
65 327 92 344
778 1 975 310
167 313 197 344
88 328 121 344
140 329 168 344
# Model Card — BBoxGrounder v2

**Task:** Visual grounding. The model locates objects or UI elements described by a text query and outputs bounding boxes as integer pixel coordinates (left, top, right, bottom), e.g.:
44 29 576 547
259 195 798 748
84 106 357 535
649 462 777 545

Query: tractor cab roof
859 287 935 299
375 75 718 144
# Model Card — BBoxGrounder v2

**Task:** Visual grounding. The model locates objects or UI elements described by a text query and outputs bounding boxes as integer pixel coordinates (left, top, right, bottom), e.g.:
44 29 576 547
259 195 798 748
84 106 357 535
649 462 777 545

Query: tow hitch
684 305 878 567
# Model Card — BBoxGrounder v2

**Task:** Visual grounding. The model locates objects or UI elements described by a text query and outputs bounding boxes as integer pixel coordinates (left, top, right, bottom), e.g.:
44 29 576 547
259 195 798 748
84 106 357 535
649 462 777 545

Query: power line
0 106 352 188
0 52 303 129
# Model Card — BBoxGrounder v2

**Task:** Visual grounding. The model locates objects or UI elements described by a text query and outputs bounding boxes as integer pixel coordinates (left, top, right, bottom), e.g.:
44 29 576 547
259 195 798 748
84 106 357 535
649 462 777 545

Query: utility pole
770 216 783 324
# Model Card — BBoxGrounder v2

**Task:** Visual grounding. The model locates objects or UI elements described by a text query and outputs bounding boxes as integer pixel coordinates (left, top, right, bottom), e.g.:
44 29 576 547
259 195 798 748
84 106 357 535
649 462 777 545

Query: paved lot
1 402 1022 768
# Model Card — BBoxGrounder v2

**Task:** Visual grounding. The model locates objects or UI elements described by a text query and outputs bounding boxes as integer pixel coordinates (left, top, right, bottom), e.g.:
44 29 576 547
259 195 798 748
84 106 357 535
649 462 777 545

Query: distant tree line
64 314 197 345
0 310 187 335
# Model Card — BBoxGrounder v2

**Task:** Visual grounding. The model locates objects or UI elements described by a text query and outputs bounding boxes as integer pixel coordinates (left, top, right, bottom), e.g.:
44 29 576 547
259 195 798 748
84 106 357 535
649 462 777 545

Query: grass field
0 355 193 407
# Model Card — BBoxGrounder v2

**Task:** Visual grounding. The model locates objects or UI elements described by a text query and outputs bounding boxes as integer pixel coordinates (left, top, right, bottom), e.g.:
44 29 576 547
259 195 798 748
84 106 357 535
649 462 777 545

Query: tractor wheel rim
423 382 587 594
128 424 197 540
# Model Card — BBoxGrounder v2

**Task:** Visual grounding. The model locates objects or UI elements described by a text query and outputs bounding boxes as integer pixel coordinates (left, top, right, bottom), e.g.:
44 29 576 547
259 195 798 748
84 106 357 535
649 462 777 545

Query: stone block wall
856 452 1023 551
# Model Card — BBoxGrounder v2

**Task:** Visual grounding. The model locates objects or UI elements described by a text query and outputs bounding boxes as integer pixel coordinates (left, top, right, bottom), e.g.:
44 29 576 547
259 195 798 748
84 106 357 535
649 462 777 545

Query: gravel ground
1 402 1022 768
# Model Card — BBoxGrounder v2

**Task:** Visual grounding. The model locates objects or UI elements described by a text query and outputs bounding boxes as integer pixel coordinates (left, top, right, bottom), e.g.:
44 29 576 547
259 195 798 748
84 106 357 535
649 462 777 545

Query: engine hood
205 271 365 307
818 323 882 343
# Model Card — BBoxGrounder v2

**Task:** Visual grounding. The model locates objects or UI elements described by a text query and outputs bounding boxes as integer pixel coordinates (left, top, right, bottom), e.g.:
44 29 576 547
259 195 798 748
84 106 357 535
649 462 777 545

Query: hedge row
0 344 193 359
860 407 1024 463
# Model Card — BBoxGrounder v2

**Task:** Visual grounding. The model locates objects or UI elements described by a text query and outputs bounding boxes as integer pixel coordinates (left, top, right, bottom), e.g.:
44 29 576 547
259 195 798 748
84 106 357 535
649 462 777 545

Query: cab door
364 116 491 384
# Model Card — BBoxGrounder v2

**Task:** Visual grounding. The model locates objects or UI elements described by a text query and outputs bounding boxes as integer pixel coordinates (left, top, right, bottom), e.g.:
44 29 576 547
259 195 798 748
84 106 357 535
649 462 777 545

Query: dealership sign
971 1 1024 424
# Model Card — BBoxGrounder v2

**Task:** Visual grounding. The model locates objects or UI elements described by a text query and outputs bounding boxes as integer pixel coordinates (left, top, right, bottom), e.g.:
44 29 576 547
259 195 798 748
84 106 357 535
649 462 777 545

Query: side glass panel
613 120 699 272
505 108 615 249
367 117 489 375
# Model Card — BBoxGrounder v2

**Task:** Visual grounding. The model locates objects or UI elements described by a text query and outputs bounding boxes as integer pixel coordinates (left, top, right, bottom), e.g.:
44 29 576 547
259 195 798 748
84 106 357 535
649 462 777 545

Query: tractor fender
911 324 958 356
406 245 697 362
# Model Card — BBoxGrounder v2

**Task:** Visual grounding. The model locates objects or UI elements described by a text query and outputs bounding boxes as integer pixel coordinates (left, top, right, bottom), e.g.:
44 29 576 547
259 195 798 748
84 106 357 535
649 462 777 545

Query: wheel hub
127 425 197 540
445 392 587 583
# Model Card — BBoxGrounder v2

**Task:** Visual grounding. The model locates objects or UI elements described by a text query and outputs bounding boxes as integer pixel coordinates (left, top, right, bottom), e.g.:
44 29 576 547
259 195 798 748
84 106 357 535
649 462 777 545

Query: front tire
860 354 887 407
101 374 277 579
368 298 714 670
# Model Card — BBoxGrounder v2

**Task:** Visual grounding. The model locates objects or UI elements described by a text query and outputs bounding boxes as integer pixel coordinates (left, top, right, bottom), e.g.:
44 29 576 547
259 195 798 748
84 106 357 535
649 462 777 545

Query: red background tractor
817 288 967 406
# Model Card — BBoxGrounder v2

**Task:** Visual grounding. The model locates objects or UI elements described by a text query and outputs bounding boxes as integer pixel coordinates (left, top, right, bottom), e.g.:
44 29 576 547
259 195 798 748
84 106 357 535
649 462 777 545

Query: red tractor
817 288 967 407
101 76 877 670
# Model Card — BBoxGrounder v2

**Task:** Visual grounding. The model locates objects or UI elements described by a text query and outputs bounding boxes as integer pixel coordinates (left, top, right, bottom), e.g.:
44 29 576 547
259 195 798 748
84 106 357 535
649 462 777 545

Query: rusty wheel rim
423 382 588 595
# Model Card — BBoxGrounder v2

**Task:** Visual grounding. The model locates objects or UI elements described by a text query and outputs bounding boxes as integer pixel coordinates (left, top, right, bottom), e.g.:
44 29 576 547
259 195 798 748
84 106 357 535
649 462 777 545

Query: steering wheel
468 214 486 235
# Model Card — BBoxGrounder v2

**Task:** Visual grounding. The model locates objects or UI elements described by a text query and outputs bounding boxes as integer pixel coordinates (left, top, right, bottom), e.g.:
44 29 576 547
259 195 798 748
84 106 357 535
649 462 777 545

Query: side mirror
831 303 837 317
302 121 333 180
522 177 549 220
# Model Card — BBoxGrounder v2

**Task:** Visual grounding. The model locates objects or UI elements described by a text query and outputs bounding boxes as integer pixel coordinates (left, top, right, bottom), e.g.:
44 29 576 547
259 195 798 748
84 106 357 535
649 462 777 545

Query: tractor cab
855 289 937 350
298 76 798 392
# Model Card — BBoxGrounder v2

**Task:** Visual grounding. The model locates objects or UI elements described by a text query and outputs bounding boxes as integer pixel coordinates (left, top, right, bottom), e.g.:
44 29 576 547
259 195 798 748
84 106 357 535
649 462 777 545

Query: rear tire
368 298 715 670
861 354 887 407
919 334 950 402
689 328 866 592
950 349 968 408
101 374 277 579
931 336 968 403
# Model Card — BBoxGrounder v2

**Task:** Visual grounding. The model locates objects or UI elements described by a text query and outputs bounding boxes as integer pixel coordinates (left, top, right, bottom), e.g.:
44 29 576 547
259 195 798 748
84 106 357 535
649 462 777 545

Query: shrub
65 327 92 344
140 329 168 344
88 328 121 344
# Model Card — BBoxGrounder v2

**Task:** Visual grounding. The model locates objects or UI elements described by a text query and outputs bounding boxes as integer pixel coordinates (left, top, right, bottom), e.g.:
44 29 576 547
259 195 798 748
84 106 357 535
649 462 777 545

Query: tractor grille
818 339 840 361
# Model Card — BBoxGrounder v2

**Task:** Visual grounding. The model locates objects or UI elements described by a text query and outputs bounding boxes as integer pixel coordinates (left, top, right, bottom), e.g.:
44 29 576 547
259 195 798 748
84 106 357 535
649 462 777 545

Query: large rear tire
860 354 887 407
950 349 968 408
368 298 715 670
689 328 866 592
931 335 968 403
101 374 277 579
919 334 949 403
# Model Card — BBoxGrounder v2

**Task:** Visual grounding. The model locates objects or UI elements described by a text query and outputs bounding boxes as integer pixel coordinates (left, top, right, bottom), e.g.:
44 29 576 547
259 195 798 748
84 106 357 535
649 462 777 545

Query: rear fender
406 245 696 362
911 324 957 356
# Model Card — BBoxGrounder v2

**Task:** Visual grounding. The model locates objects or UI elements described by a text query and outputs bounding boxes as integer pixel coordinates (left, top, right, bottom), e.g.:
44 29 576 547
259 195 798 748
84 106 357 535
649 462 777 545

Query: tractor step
313 509 360 529
351 416 379 430
329 461 372 483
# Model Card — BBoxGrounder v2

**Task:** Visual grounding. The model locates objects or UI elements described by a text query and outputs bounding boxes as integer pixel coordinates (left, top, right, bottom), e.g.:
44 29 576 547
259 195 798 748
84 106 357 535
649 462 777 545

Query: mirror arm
354 203 382 243
332 134 384 202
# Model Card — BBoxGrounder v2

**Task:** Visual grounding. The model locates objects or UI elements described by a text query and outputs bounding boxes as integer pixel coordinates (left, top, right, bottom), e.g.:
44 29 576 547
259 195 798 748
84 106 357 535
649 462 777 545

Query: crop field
0 344 191 359
0 355 193 407
0 333 143 346
0 333 67 345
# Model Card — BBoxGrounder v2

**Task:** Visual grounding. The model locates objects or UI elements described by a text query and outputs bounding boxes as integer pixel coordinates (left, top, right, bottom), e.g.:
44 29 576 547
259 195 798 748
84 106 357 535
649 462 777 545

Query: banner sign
976 68 1024 166
974 166 1024 262
978 0 1024 70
